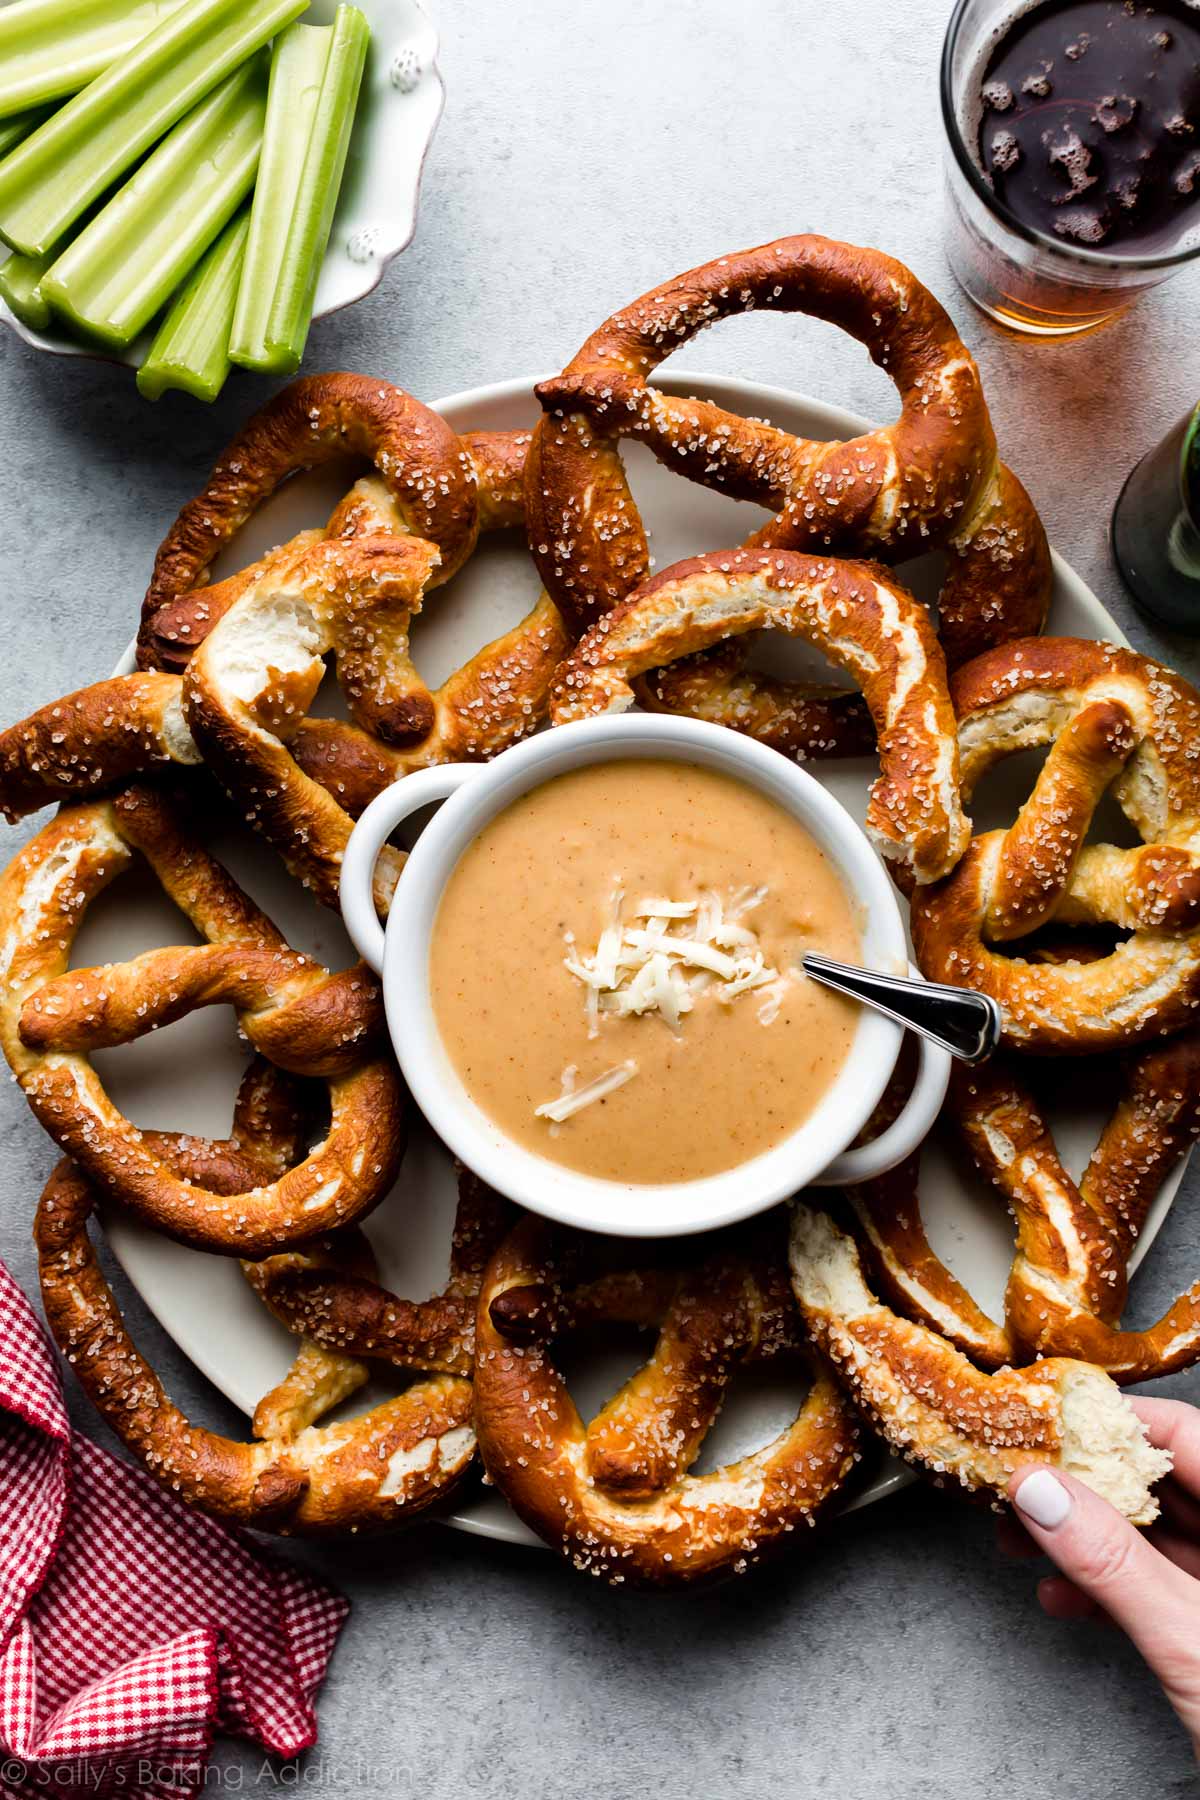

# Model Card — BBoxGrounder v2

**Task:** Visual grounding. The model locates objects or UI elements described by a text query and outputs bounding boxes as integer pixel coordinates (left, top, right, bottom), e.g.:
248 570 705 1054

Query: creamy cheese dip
430 759 861 1184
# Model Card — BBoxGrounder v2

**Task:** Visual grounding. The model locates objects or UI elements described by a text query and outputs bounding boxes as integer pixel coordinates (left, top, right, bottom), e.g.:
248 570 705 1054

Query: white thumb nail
1014 1469 1073 1530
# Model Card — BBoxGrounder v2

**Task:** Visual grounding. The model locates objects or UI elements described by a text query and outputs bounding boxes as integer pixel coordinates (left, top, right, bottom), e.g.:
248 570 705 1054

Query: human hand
1000 1398 1200 1756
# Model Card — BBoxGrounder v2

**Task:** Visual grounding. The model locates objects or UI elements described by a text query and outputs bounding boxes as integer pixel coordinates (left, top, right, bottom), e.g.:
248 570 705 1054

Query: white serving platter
80 370 1183 1549
0 0 444 368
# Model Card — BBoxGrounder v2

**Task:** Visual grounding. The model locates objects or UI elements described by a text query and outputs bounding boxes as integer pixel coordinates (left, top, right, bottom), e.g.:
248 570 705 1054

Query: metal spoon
801 953 1002 1065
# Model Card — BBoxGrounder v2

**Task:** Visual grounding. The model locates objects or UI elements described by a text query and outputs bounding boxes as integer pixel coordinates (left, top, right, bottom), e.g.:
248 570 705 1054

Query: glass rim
940 0 1200 275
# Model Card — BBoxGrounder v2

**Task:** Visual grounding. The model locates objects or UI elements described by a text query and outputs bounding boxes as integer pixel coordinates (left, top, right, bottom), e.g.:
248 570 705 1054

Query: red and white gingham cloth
0 1259 349 1799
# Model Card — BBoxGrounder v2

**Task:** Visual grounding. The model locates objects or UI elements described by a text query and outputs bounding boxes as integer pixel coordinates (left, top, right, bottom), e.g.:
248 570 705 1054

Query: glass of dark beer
942 0 1200 336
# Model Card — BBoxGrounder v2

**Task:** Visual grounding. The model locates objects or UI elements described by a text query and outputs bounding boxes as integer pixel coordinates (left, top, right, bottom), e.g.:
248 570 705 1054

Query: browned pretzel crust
911 638 1200 1050
473 1216 859 1587
788 1202 1170 1523
183 516 567 910
0 454 566 899
0 675 201 820
36 1154 476 1536
0 784 403 1254
139 374 491 668
852 1036 1200 1383
529 234 1049 751
247 1166 517 1378
550 548 968 885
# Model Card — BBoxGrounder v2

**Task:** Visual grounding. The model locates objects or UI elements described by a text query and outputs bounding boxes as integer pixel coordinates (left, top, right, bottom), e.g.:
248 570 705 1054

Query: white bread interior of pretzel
788 1203 1171 1525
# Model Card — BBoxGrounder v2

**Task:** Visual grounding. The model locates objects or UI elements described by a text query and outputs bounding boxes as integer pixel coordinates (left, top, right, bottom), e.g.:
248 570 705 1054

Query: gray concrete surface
2 1 1200 1795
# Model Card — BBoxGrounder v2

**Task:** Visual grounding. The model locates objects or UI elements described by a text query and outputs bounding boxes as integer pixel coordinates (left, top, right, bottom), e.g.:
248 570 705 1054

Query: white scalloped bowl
0 0 443 370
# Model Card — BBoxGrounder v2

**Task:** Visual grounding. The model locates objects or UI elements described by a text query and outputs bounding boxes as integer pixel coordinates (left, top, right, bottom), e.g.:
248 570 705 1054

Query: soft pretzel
473 1215 860 1587
3 449 567 865
138 374 527 668
911 638 1200 1050
788 1202 1170 1524
529 233 1049 753
243 1231 375 1442
852 1035 1200 1382
182 517 566 910
142 424 530 672
0 674 202 819
36 1153 477 1536
549 547 968 885
0 784 403 1254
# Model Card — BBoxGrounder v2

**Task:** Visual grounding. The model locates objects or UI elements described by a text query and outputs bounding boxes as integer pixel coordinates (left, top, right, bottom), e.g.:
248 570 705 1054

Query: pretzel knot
529 233 1049 756
787 1203 1170 1524
473 1216 860 1588
0 473 566 846
853 1036 1200 1383
36 1151 479 1536
182 494 567 911
549 548 969 885
911 639 1200 1050
138 372 530 669
0 784 404 1254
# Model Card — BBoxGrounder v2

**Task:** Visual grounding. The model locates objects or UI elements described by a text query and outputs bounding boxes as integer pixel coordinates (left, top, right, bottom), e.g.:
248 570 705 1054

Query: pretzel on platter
0 783 403 1254
473 1215 860 1587
550 547 969 885
0 376 568 910
162 1055 378 1435
850 1030 1200 1382
37 1156 477 1536
138 373 528 667
911 638 1200 1050
182 482 567 910
529 233 1050 756
787 1202 1170 1524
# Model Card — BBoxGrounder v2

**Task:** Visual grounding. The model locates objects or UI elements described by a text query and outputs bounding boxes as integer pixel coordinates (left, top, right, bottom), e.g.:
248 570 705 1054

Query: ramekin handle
340 764 478 973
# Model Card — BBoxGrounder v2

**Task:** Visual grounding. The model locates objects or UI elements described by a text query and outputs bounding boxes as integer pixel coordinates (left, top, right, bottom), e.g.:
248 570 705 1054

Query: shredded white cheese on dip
430 759 861 1185
535 885 795 1120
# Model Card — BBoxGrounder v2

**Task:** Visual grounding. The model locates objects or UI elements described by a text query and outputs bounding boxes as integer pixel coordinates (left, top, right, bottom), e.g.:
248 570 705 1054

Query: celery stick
137 207 249 401
0 0 184 119
228 21 331 372
0 105 53 161
0 0 304 257
41 62 266 350
0 247 52 327
237 4 369 376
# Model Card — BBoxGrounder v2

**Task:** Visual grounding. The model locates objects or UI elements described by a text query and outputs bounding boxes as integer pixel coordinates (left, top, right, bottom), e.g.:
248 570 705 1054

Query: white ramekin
340 714 949 1237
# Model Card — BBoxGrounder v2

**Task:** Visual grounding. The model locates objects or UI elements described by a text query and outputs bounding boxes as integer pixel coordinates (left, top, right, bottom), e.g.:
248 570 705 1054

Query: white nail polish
1014 1469 1073 1530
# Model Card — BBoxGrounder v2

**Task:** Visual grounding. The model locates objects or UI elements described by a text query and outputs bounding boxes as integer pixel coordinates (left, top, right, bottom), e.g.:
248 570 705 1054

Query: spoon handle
801 953 1002 1066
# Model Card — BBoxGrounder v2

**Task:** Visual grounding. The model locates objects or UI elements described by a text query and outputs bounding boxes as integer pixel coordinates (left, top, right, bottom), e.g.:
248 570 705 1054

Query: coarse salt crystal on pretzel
910 637 1200 1050
0 783 403 1255
529 232 1050 755
473 1214 859 1588
788 1201 1171 1524
549 546 969 885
